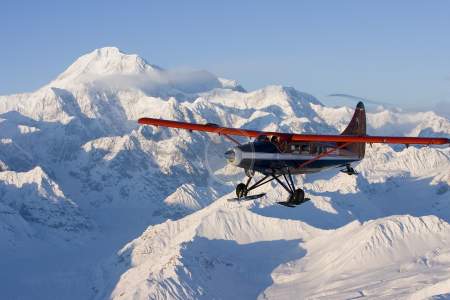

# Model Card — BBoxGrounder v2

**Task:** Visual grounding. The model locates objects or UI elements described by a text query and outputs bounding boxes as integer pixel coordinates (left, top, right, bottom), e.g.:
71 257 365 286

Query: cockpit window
256 135 269 142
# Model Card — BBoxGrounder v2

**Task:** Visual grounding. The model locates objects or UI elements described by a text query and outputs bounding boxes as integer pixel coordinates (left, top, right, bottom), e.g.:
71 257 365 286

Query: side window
301 144 309 154
290 144 301 153
317 145 329 154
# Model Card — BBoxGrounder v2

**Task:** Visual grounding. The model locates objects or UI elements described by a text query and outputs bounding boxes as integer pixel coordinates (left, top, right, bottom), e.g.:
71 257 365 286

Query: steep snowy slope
0 47 449 299
265 215 450 300
0 166 94 299
0 167 90 245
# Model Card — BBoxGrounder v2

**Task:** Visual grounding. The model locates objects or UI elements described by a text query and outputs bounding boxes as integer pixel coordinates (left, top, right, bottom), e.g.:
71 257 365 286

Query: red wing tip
434 138 450 145
138 117 152 124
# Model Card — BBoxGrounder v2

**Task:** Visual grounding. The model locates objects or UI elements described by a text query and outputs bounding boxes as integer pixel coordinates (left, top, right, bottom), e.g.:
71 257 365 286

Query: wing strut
221 134 242 146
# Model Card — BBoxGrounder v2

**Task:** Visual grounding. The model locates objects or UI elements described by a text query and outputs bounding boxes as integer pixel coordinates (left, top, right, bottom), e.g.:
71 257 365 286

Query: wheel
235 183 247 198
290 188 305 205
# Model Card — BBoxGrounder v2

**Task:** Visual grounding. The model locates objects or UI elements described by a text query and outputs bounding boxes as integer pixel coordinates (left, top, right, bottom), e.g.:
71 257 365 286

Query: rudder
341 101 366 158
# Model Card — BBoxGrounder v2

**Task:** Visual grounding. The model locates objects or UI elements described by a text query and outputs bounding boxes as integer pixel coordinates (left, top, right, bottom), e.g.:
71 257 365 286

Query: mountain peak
52 47 161 85
48 47 244 95
93 46 121 55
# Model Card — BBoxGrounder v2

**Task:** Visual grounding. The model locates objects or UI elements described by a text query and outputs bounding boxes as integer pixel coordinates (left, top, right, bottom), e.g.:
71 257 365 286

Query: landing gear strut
235 173 268 199
273 169 306 207
233 169 308 207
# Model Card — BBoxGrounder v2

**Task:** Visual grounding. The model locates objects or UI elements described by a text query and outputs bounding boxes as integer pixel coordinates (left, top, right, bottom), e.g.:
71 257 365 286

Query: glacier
0 47 449 299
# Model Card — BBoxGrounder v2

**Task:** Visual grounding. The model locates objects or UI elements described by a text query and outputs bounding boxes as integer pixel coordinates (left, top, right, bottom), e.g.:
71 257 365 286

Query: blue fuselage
225 141 361 175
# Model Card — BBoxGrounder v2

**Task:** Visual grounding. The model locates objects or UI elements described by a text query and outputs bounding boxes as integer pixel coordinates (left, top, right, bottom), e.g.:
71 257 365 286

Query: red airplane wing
138 117 449 145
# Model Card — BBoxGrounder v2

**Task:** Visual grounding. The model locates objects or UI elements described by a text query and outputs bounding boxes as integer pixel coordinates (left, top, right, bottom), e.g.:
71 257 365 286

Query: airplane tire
291 189 305 205
236 183 247 198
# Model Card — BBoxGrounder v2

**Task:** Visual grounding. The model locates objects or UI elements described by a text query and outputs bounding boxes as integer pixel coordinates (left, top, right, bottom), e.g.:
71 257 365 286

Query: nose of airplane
224 147 242 166
224 149 235 162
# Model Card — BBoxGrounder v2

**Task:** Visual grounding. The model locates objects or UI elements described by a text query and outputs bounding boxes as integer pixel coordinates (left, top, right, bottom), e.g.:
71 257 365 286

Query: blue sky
1 0 449 110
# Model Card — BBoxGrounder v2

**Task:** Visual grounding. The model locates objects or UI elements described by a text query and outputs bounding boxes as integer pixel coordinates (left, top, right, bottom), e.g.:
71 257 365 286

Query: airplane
138 102 449 207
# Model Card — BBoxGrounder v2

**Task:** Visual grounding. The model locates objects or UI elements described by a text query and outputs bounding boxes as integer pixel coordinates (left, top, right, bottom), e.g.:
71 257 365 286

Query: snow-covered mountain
0 47 449 299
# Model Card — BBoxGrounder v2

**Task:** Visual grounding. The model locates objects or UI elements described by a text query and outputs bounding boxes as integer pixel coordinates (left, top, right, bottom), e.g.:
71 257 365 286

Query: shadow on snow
174 237 306 300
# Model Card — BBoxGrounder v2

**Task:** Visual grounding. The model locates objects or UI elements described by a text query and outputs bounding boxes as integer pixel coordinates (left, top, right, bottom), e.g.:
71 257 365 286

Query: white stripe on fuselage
241 151 359 161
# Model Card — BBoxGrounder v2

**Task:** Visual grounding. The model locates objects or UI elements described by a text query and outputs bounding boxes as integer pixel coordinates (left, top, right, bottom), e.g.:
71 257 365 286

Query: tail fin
341 101 366 158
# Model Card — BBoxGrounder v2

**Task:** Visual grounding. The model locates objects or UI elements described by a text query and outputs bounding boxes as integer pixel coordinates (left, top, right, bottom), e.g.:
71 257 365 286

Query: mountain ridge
0 47 449 299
